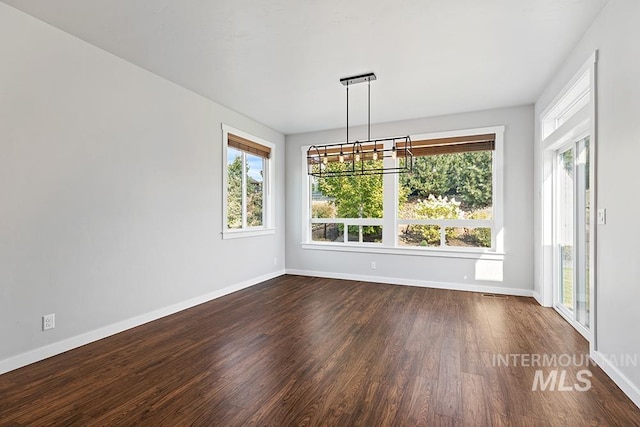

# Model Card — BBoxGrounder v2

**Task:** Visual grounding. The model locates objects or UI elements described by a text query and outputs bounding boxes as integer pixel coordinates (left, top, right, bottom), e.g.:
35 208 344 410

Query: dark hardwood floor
1 275 639 426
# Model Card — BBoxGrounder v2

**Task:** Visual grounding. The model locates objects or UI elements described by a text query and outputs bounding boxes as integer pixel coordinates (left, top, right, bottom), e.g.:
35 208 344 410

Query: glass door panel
555 137 590 331
575 138 590 327
558 147 575 312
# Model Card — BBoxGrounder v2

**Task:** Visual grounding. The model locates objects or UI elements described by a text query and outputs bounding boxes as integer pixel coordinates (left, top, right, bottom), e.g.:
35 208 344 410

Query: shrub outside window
398 150 493 249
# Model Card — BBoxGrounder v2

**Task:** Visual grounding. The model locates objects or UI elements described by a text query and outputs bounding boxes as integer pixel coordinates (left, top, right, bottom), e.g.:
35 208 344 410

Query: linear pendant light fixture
307 73 413 177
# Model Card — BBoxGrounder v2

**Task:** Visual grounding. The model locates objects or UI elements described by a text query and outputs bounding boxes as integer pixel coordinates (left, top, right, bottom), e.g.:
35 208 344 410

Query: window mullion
382 141 397 247
241 152 247 229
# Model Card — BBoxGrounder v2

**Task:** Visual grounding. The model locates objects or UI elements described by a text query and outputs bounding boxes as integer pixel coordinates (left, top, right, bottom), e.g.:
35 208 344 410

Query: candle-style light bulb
391 146 397 159
372 149 378 161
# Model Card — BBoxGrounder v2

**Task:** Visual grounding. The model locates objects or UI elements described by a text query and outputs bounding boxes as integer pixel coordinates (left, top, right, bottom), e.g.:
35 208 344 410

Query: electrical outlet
370 261 377 270
43 313 55 331
597 209 606 225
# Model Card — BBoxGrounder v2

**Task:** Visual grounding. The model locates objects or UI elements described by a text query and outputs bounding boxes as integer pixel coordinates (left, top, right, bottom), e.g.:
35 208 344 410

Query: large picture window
304 127 503 256
223 125 275 239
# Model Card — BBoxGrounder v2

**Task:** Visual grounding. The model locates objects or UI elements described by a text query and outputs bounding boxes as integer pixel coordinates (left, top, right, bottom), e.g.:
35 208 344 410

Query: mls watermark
491 353 638 392
530 369 592 392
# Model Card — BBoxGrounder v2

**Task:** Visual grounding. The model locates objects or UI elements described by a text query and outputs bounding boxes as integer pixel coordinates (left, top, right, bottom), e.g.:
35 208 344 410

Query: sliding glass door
555 137 590 334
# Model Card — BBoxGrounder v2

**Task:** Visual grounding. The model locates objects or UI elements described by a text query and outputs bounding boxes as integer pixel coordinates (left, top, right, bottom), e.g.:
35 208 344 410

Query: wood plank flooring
1 275 639 426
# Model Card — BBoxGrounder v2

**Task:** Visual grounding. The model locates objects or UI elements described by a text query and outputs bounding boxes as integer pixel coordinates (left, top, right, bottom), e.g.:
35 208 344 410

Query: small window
222 125 275 239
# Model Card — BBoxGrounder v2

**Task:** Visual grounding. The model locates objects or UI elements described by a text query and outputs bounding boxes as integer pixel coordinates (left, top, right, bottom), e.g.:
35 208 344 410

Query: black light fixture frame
307 137 413 177
307 73 413 177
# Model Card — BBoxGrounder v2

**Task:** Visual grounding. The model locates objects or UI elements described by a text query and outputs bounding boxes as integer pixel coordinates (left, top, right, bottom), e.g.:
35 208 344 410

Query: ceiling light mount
307 73 412 177
339 72 377 86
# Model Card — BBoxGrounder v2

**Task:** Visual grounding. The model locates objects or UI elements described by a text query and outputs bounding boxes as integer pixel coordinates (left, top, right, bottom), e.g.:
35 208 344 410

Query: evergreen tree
227 155 243 228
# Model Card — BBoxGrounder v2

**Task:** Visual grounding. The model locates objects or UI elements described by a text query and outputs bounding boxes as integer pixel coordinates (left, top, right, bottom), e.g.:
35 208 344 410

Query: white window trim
222 124 276 239
301 125 505 259
301 242 505 260
541 62 592 141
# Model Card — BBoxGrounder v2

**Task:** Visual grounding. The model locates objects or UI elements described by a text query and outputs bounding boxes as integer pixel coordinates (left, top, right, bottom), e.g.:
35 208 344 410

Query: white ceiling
2 0 608 135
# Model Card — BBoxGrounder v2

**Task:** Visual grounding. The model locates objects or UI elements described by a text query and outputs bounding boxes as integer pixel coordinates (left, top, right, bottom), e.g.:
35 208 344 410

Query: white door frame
538 52 597 352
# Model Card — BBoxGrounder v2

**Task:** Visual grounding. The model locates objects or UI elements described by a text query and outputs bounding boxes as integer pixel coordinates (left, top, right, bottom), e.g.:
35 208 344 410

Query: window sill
301 242 505 260
223 228 276 240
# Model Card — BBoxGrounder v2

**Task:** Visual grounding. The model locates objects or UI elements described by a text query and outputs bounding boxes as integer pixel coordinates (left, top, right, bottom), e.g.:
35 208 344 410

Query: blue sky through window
246 154 264 182
227 148 263 182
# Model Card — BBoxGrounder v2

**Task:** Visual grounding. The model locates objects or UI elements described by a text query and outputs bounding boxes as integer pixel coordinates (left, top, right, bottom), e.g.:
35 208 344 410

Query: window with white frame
222 125 275 239
309 166 384 244
541 70 591 140
304 126 504 255
398 133 496 249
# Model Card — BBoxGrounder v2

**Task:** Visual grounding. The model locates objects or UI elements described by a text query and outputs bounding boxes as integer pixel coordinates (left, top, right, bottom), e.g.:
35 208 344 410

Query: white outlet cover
597 208 606 225
43 313 55 331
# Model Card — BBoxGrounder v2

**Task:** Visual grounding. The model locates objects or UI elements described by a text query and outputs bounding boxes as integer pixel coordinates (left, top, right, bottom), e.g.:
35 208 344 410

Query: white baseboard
285 269 534 297
532 291 543 306
0 270 285 376
532 289 554 307
592 350 640 409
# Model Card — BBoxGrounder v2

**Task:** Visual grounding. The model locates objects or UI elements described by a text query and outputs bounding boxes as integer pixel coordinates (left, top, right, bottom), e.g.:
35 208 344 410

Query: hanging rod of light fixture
307 72 413 177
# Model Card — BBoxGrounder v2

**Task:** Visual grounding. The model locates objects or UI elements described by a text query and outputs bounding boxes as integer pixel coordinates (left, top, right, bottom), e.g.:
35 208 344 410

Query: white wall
535 0 640 405
0 4 285 370
286 105 534 294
